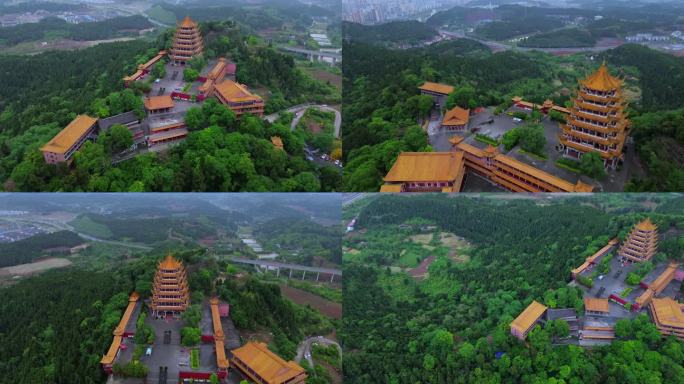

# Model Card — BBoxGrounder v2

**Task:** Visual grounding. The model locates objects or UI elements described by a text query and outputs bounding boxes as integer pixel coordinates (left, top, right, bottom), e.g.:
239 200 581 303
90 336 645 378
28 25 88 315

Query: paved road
439 30 623 54
295 336 341 368
278 46 342 62
264 104 341 138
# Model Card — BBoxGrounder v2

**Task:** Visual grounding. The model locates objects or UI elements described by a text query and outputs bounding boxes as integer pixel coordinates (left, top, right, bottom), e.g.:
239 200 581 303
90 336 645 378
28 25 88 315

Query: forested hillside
343 195 684 383
0 19 340 192
0 230 83 267
254 218 342 266
342 37 684 191
343 21 438 47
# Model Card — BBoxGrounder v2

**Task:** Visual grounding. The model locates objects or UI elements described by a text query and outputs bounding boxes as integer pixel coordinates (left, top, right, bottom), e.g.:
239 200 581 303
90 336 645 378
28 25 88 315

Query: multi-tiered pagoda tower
150 255 190 316
559 63 630 169
618 218 659 263
169 16 204 65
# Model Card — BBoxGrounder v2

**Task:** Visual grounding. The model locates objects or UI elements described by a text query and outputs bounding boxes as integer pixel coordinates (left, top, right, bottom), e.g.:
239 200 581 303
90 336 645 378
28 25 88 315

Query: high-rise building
150 255 190 316
618 218 659 263
559 63 630 169
169 16 204 65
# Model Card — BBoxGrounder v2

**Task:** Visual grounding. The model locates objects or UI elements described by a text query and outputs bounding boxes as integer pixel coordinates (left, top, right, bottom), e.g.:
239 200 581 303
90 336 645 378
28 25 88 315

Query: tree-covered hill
343 194 684 384
341 36 684 192
0 16 153 47
343 21 438 47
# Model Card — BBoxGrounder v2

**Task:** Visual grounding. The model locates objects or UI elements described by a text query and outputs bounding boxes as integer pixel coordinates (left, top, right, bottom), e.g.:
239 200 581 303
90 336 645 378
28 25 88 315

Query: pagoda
559 63 630 169
169 16 204 65
150 254 190 316
618 218 659 263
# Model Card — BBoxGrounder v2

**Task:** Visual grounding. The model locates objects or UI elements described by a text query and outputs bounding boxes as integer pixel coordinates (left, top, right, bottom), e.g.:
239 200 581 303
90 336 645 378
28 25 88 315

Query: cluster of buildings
380 63 631 193
40 15 265 164
511 218 684 343
101 255 307 383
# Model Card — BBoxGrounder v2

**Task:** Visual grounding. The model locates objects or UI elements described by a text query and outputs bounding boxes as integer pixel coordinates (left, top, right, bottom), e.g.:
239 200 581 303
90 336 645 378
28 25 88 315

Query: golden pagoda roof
159 254 182 270
584 297 609 313
232 342 306 383
41 115 98 155
511 300 547 334
383 152 464 183
419 81 454 95
581 63 622 92
636 218 657 232
179 15 198 28
442 106 470 126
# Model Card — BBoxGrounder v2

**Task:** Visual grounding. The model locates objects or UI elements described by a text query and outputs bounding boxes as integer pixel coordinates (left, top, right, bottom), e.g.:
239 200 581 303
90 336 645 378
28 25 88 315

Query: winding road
295 336 342 369
264 104 342 138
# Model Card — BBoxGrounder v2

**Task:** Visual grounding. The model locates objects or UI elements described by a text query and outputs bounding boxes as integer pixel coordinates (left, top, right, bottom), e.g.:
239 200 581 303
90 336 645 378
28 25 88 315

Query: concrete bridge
229 258 341 283
278 46 341 66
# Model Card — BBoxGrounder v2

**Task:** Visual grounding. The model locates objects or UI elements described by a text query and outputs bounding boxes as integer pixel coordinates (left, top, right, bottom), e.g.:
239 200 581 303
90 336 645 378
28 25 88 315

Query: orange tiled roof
101 292 139 365
379 184 403 193
442 106 470 126
582 63 622 92
584 297 609 313
215 80 262 103
419 82 454 95
41 115 98 154
384 152 464 183
144 95 175 111
232 342 306 383
511 300 547 335
650 297 684 329
210 298 229 369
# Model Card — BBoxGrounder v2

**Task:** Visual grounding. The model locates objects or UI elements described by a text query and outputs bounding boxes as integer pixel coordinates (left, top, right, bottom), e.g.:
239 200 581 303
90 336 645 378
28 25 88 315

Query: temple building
150 255 190 316
571 238 619 278
210 297 230 375
511 300 548 340
618 218 659 263
144 95 175 115
512 96 570 115
559 63 630 169
231 342 307 384
123 50 167 86
199 58 230 97
41 115 99 164
214 79 265 118
380 152 465 193
441 106 470 131
101 292 140 373
635 262 679 310
419 82 454 109
584 297 610 316
170 16 204 65
451 137 594 193
649 297 684 340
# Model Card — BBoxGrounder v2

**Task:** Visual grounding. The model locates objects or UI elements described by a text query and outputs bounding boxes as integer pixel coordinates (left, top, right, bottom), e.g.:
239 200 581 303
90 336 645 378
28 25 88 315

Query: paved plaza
428 105 637 192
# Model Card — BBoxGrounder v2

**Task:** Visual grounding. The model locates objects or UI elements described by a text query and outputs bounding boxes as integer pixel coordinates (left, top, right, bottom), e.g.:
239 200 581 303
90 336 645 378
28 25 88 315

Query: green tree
181 327 201 346
98 124 133 155
184 68 200 82
580 152 607 180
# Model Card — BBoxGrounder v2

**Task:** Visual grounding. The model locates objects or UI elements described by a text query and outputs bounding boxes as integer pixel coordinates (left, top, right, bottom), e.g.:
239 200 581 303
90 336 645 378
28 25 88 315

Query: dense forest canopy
343 194 684 384
343 21 438 47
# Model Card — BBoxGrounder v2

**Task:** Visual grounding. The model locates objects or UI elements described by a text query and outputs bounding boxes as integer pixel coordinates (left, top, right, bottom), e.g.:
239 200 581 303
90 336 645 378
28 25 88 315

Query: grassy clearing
190 348 200 369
